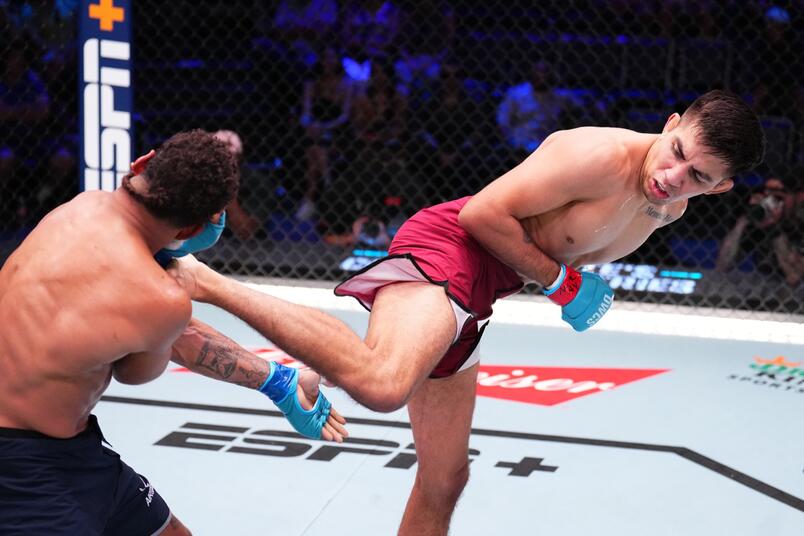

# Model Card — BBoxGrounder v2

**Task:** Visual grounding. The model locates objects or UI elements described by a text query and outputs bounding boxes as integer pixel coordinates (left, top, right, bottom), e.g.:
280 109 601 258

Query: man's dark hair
682 90 765 177
123 130 239 227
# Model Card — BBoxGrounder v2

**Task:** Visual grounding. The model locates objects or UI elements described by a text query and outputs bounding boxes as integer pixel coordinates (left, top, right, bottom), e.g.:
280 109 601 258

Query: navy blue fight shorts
0 415 171 535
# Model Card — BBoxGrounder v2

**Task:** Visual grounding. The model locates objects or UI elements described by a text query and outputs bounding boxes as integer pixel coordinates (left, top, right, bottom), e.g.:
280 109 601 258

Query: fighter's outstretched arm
171 317 347 442
171 317 270 389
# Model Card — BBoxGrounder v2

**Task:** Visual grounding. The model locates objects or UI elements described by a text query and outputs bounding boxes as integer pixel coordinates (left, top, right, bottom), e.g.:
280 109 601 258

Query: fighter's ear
662 113 681 134
130 150 156 175
705 178 734 196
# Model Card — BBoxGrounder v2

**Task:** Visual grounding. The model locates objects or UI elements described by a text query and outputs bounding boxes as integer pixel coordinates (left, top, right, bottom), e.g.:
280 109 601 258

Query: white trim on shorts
152 512 173 536
337 256 481 374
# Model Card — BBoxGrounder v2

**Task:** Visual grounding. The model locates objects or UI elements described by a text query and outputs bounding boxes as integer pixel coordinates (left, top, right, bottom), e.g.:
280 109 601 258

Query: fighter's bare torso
0 192 186 437
518 128 686 268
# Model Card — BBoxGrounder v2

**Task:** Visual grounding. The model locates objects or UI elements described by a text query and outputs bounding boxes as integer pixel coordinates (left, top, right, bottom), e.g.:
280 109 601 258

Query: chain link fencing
2 1 803 319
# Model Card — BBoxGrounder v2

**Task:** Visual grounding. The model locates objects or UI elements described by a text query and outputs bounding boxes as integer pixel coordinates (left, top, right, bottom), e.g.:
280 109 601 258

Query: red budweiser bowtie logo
476 365 668 406
173 348 667 406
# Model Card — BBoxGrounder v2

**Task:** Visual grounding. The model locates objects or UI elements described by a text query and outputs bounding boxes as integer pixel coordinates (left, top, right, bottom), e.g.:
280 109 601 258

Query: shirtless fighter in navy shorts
0 131 345 535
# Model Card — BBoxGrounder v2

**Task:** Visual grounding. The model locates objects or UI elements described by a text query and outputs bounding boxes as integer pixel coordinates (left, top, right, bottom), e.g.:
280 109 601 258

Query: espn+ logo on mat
173 348 668 406
80 0 132 192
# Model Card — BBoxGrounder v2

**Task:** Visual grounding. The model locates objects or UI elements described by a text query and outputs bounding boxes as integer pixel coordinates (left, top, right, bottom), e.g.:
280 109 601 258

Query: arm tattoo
195 335 270 389
645 206 674 223
174 322 271 389
195 339 236 380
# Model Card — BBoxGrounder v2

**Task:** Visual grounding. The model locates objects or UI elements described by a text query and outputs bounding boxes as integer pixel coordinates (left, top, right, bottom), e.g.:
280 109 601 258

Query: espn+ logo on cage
80 0 132 192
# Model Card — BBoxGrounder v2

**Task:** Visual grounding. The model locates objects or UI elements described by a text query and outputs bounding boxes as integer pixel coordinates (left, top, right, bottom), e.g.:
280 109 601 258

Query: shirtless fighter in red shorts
170 90 764 535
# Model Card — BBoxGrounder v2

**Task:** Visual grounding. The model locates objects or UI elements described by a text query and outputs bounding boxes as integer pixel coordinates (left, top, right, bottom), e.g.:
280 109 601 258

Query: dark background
2 0 802 317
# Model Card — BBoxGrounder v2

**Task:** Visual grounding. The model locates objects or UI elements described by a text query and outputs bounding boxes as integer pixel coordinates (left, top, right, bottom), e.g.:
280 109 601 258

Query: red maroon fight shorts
335 196 524 378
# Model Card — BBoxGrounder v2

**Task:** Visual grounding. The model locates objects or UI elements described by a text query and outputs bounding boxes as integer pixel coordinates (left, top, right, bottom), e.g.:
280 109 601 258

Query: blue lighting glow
352 249 389 258
659 270 703 280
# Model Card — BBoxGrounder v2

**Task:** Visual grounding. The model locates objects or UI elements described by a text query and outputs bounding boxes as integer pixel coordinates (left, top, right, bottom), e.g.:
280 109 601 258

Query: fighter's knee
333 355 415 412
352 380 412 413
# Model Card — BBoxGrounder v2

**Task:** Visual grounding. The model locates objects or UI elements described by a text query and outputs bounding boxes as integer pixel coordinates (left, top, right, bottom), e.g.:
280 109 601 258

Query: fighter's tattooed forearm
193 335 270 389
195 339 235 379
645 206 674 223
172 320 271 389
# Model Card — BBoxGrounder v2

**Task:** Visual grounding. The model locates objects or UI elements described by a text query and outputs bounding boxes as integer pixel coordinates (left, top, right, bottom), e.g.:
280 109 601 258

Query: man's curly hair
122 130 239 227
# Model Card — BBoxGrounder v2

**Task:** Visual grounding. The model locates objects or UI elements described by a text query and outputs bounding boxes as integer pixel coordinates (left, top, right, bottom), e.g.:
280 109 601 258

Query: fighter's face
643 116 733 205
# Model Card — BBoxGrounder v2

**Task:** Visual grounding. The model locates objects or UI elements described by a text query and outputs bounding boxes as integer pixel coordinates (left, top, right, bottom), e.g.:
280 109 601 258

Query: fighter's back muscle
0 193 188 432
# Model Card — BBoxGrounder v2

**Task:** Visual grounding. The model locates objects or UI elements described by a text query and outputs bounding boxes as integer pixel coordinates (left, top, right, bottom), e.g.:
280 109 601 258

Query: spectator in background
1 1 80 228
417 60 480 201
716 175 802 286
1 38 50 227
394 0 455 105
212 130 264 241
335 208 393 249
318 58 408 243
255 0 339 136
35 0 79 144
259 0 338 69
745 5 803 121
341 0 402 83
657 0 718 38
351 57 408 155
295 47 354 221
29 142 77 223
771 172 804 287
496 59 567 161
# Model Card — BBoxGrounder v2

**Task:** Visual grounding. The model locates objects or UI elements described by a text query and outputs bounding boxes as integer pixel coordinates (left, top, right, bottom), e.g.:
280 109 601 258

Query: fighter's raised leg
170 255 457 413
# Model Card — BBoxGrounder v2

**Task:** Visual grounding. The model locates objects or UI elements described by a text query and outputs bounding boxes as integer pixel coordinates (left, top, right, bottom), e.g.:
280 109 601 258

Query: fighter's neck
109 187 178 253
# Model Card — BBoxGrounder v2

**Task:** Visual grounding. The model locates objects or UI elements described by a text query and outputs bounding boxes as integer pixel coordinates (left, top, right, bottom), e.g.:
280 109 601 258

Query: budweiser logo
475 365 668 406
173 348 667 407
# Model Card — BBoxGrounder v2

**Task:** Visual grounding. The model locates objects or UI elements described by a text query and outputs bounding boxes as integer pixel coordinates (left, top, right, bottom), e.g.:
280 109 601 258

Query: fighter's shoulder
114 256 192 323
139 263 190 304
542 127 632 179
546 127 630 162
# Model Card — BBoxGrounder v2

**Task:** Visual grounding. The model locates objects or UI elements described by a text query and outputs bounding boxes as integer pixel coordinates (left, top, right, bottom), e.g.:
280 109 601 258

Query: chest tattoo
645 206 674 223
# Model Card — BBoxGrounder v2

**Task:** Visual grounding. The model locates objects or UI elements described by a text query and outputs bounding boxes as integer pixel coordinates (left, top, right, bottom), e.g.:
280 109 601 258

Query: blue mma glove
258 361 332 439
543 264 614 332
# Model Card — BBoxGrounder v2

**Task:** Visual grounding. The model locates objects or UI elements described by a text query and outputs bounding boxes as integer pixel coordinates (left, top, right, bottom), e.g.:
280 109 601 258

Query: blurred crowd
1 1 77 228
2 0 803 286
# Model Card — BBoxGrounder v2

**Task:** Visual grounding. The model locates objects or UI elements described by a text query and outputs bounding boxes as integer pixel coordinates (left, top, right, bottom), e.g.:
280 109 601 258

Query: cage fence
2 0 803 319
